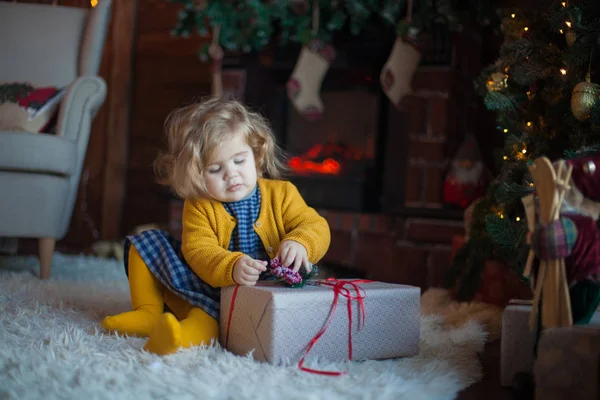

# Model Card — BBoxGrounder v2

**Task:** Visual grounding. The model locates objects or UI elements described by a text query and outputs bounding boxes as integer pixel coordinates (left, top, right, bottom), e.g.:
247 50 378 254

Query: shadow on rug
0 254 487 400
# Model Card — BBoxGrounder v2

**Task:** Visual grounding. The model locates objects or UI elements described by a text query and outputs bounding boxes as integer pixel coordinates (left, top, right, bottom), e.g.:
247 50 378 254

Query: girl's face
203 133 258 203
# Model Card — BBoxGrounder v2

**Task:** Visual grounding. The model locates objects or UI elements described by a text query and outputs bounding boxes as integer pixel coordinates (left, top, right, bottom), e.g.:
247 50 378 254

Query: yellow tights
101 246 219 355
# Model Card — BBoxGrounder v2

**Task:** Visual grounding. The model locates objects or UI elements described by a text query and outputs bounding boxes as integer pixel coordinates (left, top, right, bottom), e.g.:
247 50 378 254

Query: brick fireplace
168 28 485 291
283 90 381 212
312 65 470 288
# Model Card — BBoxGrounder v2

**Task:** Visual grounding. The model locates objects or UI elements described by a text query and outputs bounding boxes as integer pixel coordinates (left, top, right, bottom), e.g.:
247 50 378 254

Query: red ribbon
224 278 373 376
298 278 371 376
224 285 240 350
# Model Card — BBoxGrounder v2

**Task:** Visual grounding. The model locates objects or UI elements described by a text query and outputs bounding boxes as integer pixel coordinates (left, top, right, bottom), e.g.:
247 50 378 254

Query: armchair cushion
0 132 76 176
0 82 65 132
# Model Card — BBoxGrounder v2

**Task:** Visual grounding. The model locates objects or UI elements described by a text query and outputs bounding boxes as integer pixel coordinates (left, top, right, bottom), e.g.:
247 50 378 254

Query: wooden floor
458 341 514 400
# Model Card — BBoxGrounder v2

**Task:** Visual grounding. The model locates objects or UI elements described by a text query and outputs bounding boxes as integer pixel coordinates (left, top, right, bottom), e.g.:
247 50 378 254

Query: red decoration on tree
443 134 488 208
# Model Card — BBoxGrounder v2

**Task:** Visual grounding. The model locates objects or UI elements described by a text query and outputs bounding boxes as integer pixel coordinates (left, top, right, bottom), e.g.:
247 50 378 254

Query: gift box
534 325 600 400
220 280 421 365
500 300 537 387
500 299 600 388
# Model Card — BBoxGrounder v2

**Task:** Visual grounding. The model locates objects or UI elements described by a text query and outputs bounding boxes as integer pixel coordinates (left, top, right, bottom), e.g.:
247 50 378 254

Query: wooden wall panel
60 0 113 248
62 23 112 247
60 0 213 247
100 0 138 240
61 0 139 247
121 0 212 235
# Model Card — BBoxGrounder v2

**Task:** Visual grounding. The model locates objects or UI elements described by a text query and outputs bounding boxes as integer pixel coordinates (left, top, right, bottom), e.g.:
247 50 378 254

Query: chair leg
39 238 56 279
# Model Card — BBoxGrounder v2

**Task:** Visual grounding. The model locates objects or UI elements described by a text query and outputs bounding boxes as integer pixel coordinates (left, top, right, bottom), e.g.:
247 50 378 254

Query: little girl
102 98 331 355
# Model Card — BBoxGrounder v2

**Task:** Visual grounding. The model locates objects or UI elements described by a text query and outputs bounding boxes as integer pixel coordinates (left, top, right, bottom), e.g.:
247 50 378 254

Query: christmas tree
446 0 600 301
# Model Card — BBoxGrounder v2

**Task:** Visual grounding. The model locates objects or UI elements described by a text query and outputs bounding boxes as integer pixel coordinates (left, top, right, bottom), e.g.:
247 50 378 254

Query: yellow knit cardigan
181 178 331 288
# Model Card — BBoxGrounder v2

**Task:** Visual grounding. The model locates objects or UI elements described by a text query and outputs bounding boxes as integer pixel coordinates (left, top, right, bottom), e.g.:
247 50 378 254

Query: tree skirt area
0 253 487 400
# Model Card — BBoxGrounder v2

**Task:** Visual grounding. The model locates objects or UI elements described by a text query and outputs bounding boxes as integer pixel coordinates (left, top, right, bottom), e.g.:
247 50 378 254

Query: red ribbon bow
224 278 373 376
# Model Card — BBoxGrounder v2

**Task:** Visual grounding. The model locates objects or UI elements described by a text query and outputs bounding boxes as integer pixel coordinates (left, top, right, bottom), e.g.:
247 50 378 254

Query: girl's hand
233 256 267 286
276 240 311 273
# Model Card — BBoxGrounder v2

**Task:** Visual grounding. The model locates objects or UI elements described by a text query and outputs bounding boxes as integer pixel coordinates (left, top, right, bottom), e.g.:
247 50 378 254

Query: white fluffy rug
0 253 487 400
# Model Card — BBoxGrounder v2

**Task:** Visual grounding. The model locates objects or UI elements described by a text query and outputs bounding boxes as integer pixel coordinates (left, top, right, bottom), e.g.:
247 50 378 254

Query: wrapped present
500 300 537 387
534 325 600 400
501 299 600 388
220 279 420 369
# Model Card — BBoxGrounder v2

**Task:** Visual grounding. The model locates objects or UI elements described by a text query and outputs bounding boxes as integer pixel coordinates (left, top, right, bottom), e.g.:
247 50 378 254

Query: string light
511 13 516 18
565 21 572 28
526 121 532 127
560 68 567 75
91 0 97 6
503 155 508 160
500 214 505 219
522 148 527 154
516 217 521 222
529 182 534 187
560 29 564 34
524 27 529 32
561 1 567 7
503 128 509 133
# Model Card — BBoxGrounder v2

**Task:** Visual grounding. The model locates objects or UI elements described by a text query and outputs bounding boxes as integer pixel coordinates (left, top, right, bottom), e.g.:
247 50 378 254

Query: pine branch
484 91 520 112
499 39 535 64
494 182 534 204
484 213 526 265
591 100 600 124
510 61 554 86
167 0 499 55
564 143 600 159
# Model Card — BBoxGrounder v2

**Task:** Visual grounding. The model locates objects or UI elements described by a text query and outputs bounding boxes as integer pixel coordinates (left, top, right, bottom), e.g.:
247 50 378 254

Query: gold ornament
486 72 508 92
571 73 600 121
565 30 576 47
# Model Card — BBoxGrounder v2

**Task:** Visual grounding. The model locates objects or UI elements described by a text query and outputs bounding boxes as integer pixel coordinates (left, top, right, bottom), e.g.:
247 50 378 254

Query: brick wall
400 67 474 208
319 210 464 291
399 28 484 209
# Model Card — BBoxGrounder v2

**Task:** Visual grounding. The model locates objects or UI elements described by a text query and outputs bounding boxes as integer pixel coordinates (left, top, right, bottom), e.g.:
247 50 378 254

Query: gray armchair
0 1 112 278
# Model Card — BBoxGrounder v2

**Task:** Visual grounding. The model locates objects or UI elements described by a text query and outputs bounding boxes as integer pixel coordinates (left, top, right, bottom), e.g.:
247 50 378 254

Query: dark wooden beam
101 0 138 239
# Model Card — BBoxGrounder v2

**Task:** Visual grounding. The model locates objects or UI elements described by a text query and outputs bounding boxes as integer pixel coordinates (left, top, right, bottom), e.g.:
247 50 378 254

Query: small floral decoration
268 258 319 288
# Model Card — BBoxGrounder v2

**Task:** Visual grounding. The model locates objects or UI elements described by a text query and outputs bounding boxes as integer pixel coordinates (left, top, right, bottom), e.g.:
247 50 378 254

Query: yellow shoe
142 308 219 356
143 313 181 356
101 310 160 337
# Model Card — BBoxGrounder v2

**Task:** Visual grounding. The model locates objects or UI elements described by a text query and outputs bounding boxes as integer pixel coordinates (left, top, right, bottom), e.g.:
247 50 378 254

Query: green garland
166 0 498 59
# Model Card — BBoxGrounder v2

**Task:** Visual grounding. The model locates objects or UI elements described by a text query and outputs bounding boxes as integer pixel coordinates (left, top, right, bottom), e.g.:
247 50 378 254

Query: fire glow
287 142 365 175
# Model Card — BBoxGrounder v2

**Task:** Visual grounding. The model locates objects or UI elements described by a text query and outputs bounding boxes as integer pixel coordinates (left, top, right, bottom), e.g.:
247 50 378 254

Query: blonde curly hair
154 97 286 199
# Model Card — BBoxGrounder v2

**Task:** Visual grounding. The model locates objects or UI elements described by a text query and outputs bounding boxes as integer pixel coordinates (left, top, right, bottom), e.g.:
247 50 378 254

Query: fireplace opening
282 90 384 211
238 31 403 213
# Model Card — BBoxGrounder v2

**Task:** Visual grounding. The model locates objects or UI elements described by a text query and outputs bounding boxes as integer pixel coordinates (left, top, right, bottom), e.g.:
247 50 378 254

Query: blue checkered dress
124 186 266 320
